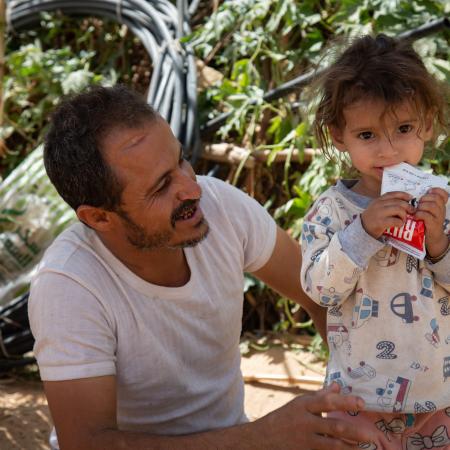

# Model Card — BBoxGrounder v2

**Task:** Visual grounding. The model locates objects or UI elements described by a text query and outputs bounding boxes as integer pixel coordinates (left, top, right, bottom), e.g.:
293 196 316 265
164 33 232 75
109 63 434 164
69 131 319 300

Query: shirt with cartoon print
300 180 450 414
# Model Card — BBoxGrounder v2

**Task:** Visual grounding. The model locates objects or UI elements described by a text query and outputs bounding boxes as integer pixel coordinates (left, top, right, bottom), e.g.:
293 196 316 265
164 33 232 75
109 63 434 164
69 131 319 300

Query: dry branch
201 143 316 167
243 373 324 386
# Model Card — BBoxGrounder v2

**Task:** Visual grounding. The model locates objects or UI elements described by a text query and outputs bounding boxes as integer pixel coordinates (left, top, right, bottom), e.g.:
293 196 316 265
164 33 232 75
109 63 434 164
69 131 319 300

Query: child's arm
417 188 450 292
300 194 385 308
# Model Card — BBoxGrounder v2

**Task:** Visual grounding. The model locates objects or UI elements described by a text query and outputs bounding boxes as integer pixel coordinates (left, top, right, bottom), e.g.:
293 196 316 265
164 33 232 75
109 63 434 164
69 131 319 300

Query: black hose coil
7 0 202 162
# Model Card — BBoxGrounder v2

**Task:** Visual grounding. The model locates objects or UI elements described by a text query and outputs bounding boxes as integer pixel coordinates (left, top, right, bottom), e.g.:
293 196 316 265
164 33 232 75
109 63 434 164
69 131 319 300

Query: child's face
330 98 432 197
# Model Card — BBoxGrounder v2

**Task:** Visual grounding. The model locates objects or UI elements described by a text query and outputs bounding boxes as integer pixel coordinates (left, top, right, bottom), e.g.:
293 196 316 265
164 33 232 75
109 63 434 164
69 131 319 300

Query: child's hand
361 191 414 239
415 187 449 258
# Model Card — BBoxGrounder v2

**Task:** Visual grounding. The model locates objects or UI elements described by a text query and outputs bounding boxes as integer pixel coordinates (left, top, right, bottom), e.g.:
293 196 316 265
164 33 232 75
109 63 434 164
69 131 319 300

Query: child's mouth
375 164 397 174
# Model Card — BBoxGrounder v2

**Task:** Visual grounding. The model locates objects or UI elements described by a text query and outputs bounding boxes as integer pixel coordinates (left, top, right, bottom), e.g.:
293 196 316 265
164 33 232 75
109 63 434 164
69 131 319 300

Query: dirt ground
0 341 325 449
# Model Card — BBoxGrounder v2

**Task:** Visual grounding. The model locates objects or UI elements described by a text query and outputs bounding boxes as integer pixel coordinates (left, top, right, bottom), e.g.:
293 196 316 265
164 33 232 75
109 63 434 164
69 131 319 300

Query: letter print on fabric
329 304 343 317
358 442 377 449
438 296 450 316
414 401 436 413
444 356 450 382
406 254 419 273
376 341 397 359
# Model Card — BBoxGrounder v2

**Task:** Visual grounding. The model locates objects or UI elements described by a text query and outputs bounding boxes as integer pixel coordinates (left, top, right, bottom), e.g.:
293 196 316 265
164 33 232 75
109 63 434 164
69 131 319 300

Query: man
29 85 375 449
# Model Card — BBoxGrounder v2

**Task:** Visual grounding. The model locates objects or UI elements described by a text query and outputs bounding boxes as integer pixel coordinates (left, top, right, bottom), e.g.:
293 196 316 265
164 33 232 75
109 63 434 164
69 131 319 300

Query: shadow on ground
0 380 52 450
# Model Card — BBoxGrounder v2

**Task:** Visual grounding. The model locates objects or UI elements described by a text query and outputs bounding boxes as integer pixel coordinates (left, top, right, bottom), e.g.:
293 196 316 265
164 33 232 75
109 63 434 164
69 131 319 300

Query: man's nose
175 168 201 201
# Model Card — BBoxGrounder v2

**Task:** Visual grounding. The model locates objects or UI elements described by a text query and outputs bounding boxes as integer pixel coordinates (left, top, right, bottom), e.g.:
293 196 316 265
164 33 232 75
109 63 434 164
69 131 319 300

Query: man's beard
116 202 209 251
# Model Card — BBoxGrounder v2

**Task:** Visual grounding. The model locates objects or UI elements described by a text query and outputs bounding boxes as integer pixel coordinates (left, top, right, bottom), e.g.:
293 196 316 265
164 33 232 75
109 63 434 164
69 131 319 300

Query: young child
301 34 450 449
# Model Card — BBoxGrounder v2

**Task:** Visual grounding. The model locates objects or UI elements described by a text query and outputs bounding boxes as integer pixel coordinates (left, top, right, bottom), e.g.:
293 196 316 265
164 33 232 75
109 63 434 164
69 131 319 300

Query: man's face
102 118 209 251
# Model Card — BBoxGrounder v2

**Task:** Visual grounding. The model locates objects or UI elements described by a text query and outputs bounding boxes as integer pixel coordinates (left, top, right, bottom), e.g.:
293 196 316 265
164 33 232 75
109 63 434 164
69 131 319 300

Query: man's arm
45 376 375 450
251 226 327 341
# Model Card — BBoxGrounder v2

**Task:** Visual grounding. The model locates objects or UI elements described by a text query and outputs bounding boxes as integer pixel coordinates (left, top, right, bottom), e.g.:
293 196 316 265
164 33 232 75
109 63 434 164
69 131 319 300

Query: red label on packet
381 163 448 260
383 215 425 259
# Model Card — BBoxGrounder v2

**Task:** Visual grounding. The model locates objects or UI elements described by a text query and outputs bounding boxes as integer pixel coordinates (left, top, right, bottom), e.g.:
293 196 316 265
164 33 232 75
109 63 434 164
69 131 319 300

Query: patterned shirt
301 180 450 413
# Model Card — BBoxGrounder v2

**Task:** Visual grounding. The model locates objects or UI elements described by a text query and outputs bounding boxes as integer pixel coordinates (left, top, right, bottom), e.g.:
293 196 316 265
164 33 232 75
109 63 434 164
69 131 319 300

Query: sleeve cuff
245 219 277 273
425 247 450 284
38 360 116 381
338 215 385 268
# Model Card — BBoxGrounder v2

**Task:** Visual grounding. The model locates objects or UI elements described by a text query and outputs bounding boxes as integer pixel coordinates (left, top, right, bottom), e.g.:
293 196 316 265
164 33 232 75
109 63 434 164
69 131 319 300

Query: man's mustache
171 199 198 227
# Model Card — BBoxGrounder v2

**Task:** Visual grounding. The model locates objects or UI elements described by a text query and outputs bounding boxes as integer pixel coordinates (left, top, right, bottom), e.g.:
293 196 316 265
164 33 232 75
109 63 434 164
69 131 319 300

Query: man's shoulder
37 222 99 273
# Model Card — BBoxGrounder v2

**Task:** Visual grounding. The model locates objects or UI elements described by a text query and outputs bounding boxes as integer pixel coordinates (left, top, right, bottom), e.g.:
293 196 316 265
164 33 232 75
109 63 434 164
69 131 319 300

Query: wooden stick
202 143 255 168
252 147 316 163
201 143 317 167
243 373 324 385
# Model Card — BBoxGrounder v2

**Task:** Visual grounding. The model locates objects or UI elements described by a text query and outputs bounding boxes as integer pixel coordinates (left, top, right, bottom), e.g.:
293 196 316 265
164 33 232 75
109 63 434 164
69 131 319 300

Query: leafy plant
1 13 151 178
1 42 101 175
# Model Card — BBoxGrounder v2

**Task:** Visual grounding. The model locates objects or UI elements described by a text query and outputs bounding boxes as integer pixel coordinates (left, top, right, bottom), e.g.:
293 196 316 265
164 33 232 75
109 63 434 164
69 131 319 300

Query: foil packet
380 163 449 259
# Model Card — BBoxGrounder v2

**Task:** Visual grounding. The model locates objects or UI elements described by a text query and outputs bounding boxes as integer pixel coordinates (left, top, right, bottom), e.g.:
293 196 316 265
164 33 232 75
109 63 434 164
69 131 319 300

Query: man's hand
415 187 449 258
361 191 414 239
255 382 376 449
45 376 375 450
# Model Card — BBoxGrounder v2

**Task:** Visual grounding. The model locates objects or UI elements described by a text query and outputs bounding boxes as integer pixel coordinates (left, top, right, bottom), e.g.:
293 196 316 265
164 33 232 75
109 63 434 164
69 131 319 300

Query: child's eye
398 124 413 134
358 131 374 140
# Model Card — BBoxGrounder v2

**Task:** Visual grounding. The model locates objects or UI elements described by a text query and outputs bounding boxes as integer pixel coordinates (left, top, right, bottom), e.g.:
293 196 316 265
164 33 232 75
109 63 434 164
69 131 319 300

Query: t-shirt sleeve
29 271 117 381
205 177 277 273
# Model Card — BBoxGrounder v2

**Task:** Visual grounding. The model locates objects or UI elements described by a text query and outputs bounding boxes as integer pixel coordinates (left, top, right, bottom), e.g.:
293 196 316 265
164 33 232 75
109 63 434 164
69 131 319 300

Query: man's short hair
44 84 159 211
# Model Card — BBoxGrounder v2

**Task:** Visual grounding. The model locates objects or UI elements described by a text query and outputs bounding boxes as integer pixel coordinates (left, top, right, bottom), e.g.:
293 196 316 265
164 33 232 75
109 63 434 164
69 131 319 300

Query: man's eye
358 131 374 140
398 124 413 134
156 177 171 193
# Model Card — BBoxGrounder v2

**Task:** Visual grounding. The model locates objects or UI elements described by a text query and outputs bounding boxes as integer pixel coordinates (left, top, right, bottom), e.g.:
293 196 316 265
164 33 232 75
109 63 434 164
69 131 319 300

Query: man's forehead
101 118 162 151
102 119 180 169
102 118 180 186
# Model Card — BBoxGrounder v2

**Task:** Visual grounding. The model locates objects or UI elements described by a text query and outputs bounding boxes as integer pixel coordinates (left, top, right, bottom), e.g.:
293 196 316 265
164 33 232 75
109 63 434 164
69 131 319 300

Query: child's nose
377 136 399 158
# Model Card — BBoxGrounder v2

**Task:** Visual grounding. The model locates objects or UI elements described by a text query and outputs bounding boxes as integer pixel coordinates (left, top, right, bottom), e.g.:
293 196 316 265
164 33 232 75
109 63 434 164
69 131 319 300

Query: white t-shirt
29 176 277 435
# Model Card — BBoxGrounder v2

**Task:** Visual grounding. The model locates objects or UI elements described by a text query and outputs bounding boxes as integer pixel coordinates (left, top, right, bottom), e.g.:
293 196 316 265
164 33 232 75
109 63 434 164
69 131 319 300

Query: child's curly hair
313 34 449 160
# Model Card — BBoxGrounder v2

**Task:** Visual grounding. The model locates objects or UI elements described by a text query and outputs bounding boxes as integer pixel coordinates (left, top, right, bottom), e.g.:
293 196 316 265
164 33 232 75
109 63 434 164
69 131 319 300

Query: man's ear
76 205 115 232
329 125 346 152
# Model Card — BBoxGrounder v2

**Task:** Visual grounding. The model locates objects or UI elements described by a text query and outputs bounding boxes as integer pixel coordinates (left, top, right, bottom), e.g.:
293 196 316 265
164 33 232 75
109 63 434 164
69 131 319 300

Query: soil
0 341 325 450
